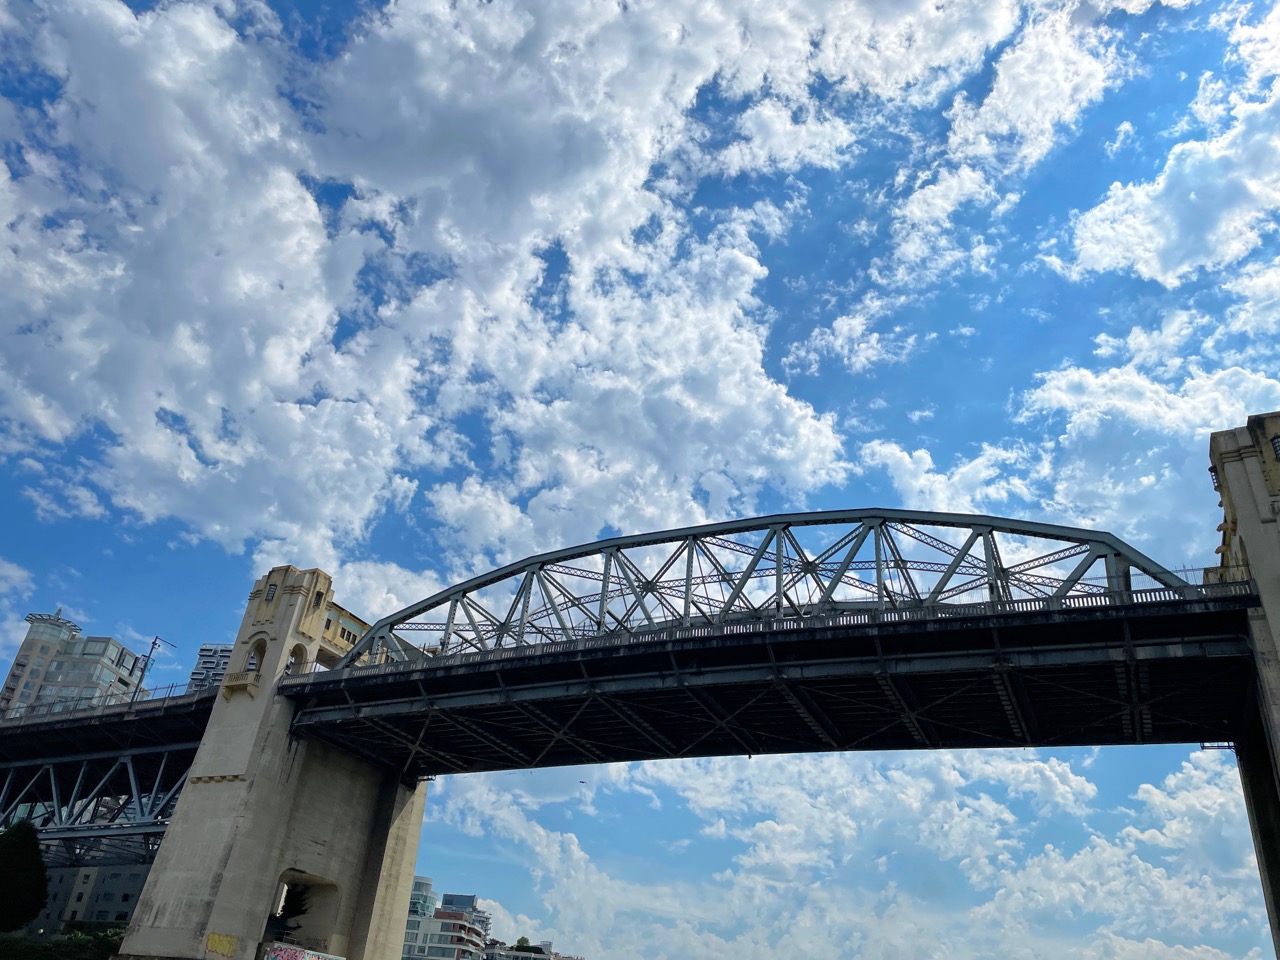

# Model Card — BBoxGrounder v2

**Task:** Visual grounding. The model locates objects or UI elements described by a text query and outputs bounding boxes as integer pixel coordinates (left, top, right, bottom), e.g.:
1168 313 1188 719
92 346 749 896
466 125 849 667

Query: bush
0 822 47 933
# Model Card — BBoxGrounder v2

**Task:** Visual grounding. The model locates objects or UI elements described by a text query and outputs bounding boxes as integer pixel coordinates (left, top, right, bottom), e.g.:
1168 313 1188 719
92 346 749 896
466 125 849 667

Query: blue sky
3 0 1280 955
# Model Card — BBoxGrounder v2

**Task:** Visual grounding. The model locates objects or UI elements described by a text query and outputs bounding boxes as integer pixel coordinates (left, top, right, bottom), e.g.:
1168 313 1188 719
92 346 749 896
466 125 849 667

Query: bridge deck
284 593 1260 783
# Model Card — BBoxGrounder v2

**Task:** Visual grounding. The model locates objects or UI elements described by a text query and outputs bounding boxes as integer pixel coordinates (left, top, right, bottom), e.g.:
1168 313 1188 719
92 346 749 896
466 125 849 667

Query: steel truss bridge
0 509 1264 851
0 689 215 865
289 509 1260 782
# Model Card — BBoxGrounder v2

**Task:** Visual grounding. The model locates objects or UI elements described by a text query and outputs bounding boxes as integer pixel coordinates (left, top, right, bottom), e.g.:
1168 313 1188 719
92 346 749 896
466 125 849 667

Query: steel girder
335 509 1227 666
0 742 196 848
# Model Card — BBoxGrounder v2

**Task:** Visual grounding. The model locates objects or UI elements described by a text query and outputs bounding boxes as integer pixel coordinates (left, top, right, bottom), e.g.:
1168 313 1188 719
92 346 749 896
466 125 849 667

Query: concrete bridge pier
117 566 426 960
1211 411 1280 949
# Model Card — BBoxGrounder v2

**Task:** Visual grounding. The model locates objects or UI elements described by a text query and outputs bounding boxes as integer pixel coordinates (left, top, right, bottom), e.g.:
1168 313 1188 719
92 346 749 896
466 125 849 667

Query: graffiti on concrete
263 942 344 960
205 932 238 959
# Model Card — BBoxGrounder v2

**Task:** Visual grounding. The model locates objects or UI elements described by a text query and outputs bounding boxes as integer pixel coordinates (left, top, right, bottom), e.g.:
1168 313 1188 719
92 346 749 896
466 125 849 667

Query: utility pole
132 635 176 702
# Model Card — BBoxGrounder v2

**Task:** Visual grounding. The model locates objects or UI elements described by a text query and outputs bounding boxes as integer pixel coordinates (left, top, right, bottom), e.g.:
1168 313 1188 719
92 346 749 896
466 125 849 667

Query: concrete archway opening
264 868 340 953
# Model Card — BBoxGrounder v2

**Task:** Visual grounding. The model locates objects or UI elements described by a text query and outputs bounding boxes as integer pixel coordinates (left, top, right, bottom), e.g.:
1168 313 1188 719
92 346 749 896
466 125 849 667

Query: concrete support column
116 566 426 960
348 781 429 960
1237 688 1280 949
1210 412 1280 953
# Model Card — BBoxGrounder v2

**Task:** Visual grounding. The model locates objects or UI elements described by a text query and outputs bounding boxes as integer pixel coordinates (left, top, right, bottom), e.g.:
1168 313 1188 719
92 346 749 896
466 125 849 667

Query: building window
121 893 130 903
96 911 108 921
313 590 324 609
115 912 129 922
265 584 277 602
76 893 84 902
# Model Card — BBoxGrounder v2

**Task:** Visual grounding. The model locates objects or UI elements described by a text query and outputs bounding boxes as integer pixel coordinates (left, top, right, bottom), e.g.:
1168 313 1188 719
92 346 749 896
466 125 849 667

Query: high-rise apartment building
186 643 234 690
1 611 149 718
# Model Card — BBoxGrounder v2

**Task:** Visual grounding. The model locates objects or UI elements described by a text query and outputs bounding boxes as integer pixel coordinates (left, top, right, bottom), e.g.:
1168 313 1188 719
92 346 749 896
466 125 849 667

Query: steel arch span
337 508 1209 668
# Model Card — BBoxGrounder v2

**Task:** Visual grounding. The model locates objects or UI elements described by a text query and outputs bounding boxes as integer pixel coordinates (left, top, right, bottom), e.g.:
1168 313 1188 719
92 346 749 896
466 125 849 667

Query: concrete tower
118 566 426 960
1210 411 1280 947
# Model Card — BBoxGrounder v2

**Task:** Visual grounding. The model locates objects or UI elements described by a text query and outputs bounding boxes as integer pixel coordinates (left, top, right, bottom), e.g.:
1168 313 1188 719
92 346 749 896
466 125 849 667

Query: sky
2 0 1280 955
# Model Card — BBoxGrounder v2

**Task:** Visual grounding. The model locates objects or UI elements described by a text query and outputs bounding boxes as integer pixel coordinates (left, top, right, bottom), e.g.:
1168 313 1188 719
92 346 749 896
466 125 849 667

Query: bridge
0 411 1277 960
283 509 1259 779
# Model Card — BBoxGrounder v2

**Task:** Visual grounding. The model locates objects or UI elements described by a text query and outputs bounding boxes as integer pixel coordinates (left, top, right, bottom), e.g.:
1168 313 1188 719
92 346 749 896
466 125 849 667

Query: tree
265 883 311 939
0 820 48 932
516 937 530 948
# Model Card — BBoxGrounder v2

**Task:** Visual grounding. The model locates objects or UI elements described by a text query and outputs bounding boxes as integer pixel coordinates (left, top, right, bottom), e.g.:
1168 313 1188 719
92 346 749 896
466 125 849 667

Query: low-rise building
401 886 490 960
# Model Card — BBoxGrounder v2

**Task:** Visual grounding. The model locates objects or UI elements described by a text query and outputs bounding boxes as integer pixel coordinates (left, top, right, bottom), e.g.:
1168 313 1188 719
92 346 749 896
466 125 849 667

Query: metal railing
0 681 216 727
280 576 1257 686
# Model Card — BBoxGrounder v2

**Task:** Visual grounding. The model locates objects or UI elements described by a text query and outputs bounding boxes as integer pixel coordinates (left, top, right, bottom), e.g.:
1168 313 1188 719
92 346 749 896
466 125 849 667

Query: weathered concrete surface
117 566 425 960
1210 411 1280 950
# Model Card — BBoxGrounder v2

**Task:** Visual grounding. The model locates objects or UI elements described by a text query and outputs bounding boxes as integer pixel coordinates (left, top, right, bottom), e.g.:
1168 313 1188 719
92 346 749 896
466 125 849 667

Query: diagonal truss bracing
0 742 196 842
337 509 1212 666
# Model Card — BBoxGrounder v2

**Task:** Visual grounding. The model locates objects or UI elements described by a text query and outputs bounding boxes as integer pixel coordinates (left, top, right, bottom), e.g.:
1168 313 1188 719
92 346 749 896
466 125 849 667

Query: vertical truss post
874 521 886 611
442 597 459 653
683 538 694 627
1104 553 1132 606
774 524 785 617
516 570 535 646
597 551 614 636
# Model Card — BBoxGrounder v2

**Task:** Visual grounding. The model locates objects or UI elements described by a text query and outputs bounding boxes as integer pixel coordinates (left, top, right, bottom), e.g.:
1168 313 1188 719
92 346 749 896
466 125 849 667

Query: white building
402 876 439 960
401 885 489 960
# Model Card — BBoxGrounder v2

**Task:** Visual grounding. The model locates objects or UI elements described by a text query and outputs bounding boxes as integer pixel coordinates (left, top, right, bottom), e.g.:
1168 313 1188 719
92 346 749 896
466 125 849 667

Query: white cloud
1222 254 1280 337
858 439 1044 515
1106 120 1136 157
785 292 918 376
947 9 1120 172
423 749 1264 959
1070 7 1280 288
1021 364 1280 440
0 557 33 660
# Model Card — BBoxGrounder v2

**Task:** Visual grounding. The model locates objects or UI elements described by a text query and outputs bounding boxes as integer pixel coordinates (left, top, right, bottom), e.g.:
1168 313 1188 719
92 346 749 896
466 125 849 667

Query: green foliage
0 927 124 960
515 936 530 948
0 821 48 933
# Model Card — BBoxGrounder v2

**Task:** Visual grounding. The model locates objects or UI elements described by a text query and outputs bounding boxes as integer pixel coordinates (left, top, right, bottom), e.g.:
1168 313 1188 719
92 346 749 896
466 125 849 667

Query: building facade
28 864 152 935
401 876 438 960
400 888 490 960
186 643 234 690
1 611 148 718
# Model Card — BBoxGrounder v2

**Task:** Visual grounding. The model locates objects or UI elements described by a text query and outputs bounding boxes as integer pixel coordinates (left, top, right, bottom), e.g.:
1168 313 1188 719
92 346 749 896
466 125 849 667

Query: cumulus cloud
423 749 1264 959
1068 6 1280 288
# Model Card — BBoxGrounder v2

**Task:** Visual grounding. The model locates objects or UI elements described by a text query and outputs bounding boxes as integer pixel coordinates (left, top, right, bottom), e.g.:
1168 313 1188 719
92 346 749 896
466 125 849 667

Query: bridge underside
0 692 216 865
287 597 1259 782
